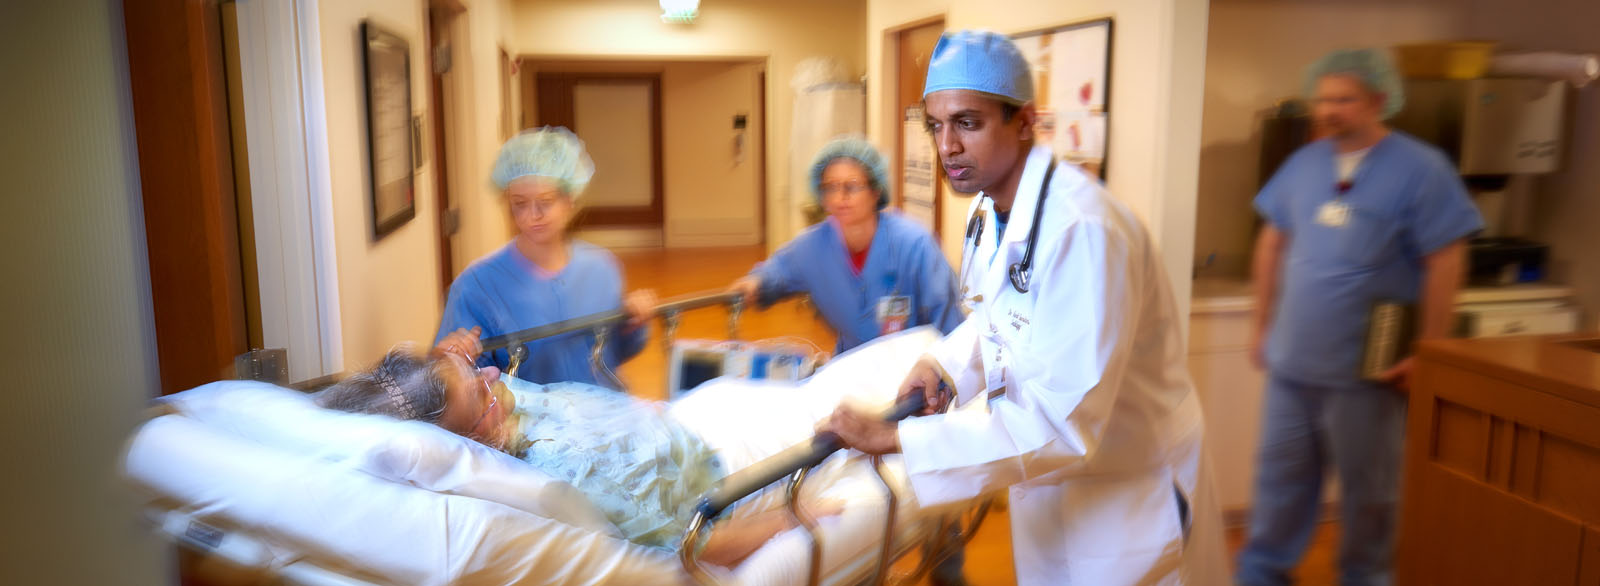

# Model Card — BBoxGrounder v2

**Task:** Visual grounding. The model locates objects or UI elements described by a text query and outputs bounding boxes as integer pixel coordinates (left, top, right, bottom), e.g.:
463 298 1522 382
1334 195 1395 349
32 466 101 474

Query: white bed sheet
125 327 961 585
670 327 973 585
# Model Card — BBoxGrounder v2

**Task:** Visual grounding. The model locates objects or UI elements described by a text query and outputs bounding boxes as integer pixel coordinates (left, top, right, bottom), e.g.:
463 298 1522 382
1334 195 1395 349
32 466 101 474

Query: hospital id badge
875 295 911 335
1315 200 1350 227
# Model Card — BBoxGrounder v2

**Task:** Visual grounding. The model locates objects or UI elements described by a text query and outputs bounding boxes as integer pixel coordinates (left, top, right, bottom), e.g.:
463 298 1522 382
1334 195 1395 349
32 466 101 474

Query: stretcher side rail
479 290 748 385
480 290 746 353
680 393 932 586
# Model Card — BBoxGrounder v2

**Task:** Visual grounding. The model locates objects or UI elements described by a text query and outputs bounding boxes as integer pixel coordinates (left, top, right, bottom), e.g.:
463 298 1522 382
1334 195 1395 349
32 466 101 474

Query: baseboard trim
576 228 664 249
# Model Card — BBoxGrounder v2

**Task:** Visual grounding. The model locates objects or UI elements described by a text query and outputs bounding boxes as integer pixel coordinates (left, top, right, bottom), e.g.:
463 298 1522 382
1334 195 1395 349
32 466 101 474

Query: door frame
531 72 666 227
225 0 345 382
889 16 947 239
123 0 249 394
426 0 464 294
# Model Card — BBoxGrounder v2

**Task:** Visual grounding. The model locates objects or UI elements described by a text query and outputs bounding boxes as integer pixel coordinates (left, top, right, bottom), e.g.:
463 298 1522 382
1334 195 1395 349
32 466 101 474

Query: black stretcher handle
695 390 929 519
479 291 742 353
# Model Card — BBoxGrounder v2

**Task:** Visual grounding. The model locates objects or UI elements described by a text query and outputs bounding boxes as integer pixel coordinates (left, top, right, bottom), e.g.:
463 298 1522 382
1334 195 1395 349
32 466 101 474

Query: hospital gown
501 377 724 550
437 240 647 388
751 211 962 353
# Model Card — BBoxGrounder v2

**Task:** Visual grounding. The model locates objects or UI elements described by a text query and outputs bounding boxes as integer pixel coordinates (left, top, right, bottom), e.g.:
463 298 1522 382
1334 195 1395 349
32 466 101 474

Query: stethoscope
961 160 1058 294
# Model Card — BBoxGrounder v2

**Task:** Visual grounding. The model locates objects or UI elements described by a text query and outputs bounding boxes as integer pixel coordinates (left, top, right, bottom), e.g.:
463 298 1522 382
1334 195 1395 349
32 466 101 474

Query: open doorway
521 59 768 250
535 72 666 230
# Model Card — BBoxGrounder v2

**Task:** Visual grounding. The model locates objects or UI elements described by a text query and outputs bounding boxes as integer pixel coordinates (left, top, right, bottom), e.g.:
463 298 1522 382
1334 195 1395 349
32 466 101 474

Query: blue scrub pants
1235 375 1407 586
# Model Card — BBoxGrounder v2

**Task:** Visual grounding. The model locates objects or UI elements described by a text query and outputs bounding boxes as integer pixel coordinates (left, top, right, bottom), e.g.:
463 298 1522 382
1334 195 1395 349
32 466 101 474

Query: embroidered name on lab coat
1008 309 1031 331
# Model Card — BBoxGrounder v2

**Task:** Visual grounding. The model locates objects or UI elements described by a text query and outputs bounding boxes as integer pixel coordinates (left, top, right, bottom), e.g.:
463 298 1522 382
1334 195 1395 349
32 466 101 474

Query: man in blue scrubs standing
1236 49 1483 586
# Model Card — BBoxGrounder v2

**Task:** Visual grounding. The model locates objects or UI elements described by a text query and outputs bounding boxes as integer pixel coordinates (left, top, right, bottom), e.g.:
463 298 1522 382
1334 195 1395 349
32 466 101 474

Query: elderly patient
313 328 840 568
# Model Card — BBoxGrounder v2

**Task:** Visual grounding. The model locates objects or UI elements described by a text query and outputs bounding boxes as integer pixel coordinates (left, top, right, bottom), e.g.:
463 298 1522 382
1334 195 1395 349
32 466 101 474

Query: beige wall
313 0 523 366
1195 0 1469 278
866 0 1211 321
319 0 447 365
453 0 525 271
523 59 766 247
1466 0 1600 326
508 0 866 249
0 1 169 583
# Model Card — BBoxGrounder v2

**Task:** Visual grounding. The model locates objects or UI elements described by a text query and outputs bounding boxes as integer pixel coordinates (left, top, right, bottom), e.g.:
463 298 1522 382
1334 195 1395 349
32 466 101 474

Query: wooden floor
612 245 1340 585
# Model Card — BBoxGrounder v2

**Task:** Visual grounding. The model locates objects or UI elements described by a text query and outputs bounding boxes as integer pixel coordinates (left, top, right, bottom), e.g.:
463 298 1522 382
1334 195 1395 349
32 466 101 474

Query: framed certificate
361 20 415 239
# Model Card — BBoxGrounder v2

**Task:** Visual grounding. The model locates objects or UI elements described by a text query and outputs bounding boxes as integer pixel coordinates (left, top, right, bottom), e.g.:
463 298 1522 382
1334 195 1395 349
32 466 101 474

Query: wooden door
895 20 946 237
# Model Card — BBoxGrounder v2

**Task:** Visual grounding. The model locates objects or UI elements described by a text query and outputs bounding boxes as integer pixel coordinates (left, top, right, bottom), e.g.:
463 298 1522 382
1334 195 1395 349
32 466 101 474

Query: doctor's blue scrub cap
810 136 891 209
490 126 595 196
922 30 1034 105
1303 48 1406 119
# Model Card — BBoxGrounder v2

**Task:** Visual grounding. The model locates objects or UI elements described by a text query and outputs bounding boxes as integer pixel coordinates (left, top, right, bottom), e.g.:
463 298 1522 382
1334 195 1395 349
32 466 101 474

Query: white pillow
126 415 685 585
160 380 617 536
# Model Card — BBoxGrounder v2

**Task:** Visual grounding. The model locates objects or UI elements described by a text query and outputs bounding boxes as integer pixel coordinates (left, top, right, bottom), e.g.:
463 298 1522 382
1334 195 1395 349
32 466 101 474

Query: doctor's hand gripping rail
479 290 748 379
677 392 994 586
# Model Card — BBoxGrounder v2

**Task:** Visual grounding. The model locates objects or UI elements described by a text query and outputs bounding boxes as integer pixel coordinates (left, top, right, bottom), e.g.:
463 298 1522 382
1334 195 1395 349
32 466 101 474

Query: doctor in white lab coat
819 30 1228 585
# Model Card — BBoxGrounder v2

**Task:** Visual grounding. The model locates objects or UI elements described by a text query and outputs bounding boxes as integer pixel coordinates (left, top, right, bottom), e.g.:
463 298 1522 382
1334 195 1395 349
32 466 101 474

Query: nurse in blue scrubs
435 127 656 389
1237 49 1483 586
730 137 962 353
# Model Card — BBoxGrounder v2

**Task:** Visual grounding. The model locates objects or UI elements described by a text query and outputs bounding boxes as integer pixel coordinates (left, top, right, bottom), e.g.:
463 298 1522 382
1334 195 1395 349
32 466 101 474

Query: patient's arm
699 500 845 568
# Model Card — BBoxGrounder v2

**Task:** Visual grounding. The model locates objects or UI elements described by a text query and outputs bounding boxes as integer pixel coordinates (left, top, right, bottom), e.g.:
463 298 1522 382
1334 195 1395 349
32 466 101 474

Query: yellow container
1394 42 1498 79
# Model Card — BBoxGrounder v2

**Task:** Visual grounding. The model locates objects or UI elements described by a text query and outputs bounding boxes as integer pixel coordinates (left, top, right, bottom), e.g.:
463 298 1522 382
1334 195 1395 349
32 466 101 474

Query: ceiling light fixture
660 0 698 23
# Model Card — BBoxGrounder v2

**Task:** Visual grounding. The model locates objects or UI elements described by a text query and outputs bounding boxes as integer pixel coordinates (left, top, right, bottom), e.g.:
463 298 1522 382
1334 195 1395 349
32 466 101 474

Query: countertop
1191 277 1576 315
1420 334 1600 409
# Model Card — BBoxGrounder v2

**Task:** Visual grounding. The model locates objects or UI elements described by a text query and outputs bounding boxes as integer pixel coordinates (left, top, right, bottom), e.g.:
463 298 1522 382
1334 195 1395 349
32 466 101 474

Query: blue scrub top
751 211 963 353
1255 131 1482 384
435 240 648 388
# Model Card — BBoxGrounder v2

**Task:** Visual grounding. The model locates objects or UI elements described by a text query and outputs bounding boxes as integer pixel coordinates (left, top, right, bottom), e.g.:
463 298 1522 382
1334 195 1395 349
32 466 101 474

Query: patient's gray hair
314 348 448 423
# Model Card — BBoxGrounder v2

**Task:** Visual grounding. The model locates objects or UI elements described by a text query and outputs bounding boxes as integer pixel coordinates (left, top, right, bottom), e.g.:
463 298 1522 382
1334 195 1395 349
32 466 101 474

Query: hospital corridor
6 0 1600 585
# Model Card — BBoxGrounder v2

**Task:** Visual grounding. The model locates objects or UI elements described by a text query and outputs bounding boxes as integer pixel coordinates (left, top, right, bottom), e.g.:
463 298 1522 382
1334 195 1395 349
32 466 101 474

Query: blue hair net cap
810 136 891 209
1304 48 1407 119
490 126 595 196
922 30 1034 104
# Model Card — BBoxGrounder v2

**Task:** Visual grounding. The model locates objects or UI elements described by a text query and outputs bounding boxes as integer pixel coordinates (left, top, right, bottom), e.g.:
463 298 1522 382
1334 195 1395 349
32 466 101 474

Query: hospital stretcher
125 296 993 585
681 389 995 586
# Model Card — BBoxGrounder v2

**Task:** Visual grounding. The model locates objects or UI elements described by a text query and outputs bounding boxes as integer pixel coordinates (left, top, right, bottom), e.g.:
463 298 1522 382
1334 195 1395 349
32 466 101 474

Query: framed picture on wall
362 20 415 238
1012 18 1113 179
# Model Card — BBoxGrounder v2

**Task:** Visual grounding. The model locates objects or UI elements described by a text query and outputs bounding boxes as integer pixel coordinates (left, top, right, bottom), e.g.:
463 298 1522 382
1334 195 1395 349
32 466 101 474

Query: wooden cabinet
1400 335 1600 585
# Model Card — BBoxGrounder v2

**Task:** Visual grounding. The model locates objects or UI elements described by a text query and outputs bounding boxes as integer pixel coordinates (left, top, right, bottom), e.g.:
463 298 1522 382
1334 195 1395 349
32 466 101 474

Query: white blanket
125 327 954 585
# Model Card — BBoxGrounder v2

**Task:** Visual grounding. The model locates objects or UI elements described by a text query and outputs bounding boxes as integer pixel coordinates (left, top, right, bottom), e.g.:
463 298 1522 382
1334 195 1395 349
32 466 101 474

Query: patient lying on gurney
312 332 843 568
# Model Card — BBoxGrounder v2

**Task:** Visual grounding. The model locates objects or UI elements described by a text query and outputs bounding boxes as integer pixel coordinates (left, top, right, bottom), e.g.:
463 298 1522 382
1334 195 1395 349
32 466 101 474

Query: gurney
125 314 994 585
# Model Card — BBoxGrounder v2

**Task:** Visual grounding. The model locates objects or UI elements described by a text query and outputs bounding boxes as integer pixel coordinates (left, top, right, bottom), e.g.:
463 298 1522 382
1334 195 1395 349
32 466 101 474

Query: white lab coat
897 147 1229 585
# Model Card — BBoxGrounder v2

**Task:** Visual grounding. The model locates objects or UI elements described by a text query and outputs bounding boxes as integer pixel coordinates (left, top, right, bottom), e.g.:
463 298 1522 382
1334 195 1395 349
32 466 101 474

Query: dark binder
1361 300 1417 381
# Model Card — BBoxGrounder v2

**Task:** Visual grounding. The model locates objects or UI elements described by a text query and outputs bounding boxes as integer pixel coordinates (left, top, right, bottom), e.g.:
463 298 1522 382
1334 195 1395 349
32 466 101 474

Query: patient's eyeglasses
455 351 499 439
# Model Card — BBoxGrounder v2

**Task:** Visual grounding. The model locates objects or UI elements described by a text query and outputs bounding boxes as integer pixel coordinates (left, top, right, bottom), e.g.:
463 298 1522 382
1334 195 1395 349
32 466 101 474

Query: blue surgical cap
923 30 1034 104
810 137 890 209
490 127 595 196
1304 49 1406 119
